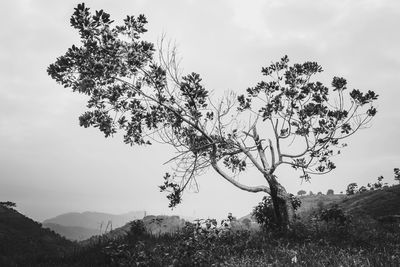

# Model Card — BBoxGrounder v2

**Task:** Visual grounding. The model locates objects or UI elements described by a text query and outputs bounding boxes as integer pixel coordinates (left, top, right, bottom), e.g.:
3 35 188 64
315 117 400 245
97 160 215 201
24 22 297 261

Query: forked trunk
269 181 294 229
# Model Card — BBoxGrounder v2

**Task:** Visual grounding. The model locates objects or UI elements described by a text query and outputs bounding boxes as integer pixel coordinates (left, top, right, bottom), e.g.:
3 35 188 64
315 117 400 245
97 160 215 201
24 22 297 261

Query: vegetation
66 217 400 266
346 183 358 195
0 203 75 266
1 186 400 266
48 3 378 229
347 173 396 195
394 168 400 184
252 195 301 230
0 201 16 209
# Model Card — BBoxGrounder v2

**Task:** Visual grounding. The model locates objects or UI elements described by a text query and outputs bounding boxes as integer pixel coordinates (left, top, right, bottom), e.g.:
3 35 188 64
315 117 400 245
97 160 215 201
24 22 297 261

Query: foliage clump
253 195 301 230
318 204 348 226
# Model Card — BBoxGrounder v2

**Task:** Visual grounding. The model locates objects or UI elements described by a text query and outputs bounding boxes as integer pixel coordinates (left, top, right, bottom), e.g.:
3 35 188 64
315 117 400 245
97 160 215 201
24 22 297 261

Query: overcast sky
1 0 399 222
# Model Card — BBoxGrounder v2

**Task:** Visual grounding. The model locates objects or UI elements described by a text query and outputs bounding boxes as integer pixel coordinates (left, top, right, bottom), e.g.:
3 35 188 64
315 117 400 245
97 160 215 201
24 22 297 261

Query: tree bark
269 180 294 229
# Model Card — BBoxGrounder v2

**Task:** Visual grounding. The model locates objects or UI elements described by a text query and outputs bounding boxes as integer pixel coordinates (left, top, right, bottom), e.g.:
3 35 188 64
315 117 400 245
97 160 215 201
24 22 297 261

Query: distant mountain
0 204 74 266
42 223 100 241
44 210 146 229
43 210 146 241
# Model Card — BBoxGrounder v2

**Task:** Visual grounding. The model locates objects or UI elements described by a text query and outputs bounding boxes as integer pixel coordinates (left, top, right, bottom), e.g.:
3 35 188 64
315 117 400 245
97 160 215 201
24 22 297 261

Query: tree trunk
269 181 294 229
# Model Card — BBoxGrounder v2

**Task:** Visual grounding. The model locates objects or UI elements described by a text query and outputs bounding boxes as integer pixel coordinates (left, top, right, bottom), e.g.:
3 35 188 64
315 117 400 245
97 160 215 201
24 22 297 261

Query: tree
394 168 400 184
346 183 358 195
297 190 306 196
48 4 378 228
326 189 334 195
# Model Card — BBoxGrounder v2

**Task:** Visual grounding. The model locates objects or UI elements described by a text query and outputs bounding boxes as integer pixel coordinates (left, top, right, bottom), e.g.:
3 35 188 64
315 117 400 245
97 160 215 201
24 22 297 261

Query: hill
43 210 146 240
44 210 146 229
339 184 400 219
0 205 75 266
241 186 399 221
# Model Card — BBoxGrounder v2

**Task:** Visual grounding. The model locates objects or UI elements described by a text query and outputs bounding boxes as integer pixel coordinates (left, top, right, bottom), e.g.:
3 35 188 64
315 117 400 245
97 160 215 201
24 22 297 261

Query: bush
252 195 301 230
318 204 347 226
126 220 146 243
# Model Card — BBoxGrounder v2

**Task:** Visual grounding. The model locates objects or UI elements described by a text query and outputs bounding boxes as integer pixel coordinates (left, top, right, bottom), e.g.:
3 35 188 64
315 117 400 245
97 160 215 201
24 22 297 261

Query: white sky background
0 0 399 222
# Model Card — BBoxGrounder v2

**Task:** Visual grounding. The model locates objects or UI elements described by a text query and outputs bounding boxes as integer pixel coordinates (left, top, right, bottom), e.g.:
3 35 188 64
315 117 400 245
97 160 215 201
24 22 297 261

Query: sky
1 0 399 222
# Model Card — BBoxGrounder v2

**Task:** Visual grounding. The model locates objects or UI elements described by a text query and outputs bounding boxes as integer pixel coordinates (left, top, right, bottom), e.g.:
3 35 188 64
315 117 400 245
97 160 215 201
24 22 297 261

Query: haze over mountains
42 210 146 241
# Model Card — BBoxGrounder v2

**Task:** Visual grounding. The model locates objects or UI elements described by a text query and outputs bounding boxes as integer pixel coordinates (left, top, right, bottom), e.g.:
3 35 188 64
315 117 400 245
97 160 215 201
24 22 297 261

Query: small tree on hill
367 175 385 191
48 4 378 228
394 168 400 184
326 189 334 195
346 183 358 195
297 190 307 196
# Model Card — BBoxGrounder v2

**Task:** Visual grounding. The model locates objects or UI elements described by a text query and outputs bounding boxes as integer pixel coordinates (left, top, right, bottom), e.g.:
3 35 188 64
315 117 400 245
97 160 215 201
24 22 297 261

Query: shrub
318 204 347 226
127 220 146 242
253 195 301 230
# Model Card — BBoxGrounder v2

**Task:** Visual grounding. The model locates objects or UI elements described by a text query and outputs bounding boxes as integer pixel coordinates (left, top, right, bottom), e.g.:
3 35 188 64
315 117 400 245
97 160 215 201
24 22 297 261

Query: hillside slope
297 194 345 213
0 205 74 266
339 184 400 218
242 186 399 221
